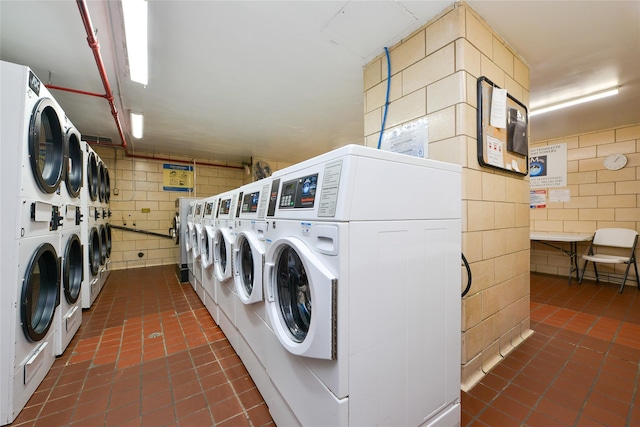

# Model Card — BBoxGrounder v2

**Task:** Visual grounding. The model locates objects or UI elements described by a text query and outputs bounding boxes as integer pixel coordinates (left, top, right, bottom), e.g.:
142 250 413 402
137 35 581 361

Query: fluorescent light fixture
131 112 144 138
529 87 619 117
122 0 148 85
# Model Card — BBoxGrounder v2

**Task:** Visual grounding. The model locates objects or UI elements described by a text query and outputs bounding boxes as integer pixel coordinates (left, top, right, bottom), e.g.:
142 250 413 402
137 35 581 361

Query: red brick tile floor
10 265 274 427
463 273 640 427
10 267 639 426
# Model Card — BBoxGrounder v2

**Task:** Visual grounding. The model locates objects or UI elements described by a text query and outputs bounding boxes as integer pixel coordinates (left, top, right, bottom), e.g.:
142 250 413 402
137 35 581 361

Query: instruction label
318 160 342 217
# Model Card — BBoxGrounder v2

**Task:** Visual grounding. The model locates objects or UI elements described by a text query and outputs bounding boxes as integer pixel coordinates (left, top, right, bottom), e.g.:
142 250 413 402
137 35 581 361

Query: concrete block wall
94 146 246 271
530 124 640 281
363 1 532 390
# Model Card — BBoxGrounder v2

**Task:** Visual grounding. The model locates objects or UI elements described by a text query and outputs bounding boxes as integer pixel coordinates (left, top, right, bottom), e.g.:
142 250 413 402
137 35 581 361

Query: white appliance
172 197 194 282
192 200 205 298
55 214 83 356
96 158 111 287
1 60 63 425
260 145 461 426
55 117 84 355
186 200 198 289
81 142 103 308
232 179 273 365
213 190 239 347
201 196 219 323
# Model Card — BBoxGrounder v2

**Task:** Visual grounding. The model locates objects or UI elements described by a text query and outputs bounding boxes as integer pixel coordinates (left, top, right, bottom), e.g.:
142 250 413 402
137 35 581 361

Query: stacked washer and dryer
176 145 462 426
0 60 85 425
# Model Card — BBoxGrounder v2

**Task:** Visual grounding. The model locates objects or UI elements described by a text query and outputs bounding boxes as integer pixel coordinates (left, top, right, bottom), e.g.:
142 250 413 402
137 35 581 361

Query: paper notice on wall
530 143 567 188
486 135 504 168
530 189 547 209
490 88 507 128
380 118 428 158
549 189 570 202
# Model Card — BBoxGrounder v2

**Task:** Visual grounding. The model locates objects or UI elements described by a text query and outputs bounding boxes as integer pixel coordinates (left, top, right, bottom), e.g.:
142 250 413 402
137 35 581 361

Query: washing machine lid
29 98 66 194
21 242 61 342
213 227 234 282
265 236 337 360
233 231 265 304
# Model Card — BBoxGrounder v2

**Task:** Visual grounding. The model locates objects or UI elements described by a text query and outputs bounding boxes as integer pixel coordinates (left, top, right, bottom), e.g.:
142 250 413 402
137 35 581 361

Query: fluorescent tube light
529 87 619 117
122 0 148 85
131 112 144 138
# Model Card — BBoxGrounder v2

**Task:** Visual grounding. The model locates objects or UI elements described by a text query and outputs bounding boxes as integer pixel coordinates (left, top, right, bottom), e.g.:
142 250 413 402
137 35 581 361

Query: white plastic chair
578 228 639 293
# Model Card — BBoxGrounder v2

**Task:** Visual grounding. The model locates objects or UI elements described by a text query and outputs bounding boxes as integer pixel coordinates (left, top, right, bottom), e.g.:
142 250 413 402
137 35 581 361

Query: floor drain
148 332 163 339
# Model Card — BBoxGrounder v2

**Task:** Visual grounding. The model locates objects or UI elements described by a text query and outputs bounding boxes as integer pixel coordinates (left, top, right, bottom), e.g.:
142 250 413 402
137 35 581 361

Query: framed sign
477 76 529 176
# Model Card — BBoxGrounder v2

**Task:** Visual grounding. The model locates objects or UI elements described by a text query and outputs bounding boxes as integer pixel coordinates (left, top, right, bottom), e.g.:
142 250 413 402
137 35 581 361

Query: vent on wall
83 135 115 145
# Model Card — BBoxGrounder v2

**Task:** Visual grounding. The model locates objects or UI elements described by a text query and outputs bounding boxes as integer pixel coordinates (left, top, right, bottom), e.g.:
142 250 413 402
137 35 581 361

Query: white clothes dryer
80 142 103 308
1 61 65 207
55 217 83 356
201 196 219 323
259 145 462 427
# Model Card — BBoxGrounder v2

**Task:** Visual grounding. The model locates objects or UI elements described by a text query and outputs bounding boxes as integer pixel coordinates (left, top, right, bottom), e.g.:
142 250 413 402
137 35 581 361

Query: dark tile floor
9 267 640 426
462 274 640 426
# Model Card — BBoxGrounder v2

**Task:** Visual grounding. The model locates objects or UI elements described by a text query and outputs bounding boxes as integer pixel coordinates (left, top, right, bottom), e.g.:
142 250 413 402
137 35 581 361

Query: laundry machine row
0 60 87 425
179 145 462 426
80 142 111 309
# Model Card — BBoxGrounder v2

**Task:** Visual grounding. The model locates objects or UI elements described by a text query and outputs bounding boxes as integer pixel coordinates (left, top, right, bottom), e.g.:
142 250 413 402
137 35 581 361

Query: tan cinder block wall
94 146 245 271
363 1 532 390
530 124 640 280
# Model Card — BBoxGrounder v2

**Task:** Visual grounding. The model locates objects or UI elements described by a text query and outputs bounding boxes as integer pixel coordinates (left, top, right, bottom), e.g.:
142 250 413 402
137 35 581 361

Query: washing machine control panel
278 173 318 209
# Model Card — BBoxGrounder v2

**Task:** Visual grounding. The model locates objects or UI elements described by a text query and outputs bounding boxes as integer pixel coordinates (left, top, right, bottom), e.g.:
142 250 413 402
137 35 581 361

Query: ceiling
1 1 639 165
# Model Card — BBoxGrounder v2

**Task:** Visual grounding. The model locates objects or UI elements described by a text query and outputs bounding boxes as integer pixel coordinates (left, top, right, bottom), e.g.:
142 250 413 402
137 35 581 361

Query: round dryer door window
99 225 107 265
98 162 106 202
89 227 101 276
104 168 111 203
21 242 60 342
29 98 65 194
172 215 180 245
87 152 99 201
238 237 254 296
217 236 228 274
275 246 311 343
63 234 83 304
105 223 112 257
65 127 83 198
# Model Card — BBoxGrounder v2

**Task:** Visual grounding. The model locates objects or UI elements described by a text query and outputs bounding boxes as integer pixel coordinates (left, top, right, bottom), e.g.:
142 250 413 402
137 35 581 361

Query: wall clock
603 153 627 171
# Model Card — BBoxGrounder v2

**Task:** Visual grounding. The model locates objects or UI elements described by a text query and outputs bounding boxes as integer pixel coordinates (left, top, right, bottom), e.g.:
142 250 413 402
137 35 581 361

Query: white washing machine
192 200 205 297
1 60 64 424
80 142 103 309
233 178 273 365
201 196 219 323
260 145 462 426
171 197 195 283
185 200 196 287
213 190 239 348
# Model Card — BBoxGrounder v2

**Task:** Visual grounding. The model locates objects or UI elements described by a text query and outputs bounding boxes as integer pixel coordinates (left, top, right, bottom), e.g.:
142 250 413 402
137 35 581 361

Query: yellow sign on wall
163 163 193 192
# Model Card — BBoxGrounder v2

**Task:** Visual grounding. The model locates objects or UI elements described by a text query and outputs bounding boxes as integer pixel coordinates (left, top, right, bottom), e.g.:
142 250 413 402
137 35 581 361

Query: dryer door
213 228 234 282
87 151 99 201
265 237 336 360
62 234 83 304
21 242 61 342
29 98 65 194
193 224 204 260
105 223 112 258
99 225 107 265
64 127 83 198
233 231 265 304
185 222 195 253
88 227 101 276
